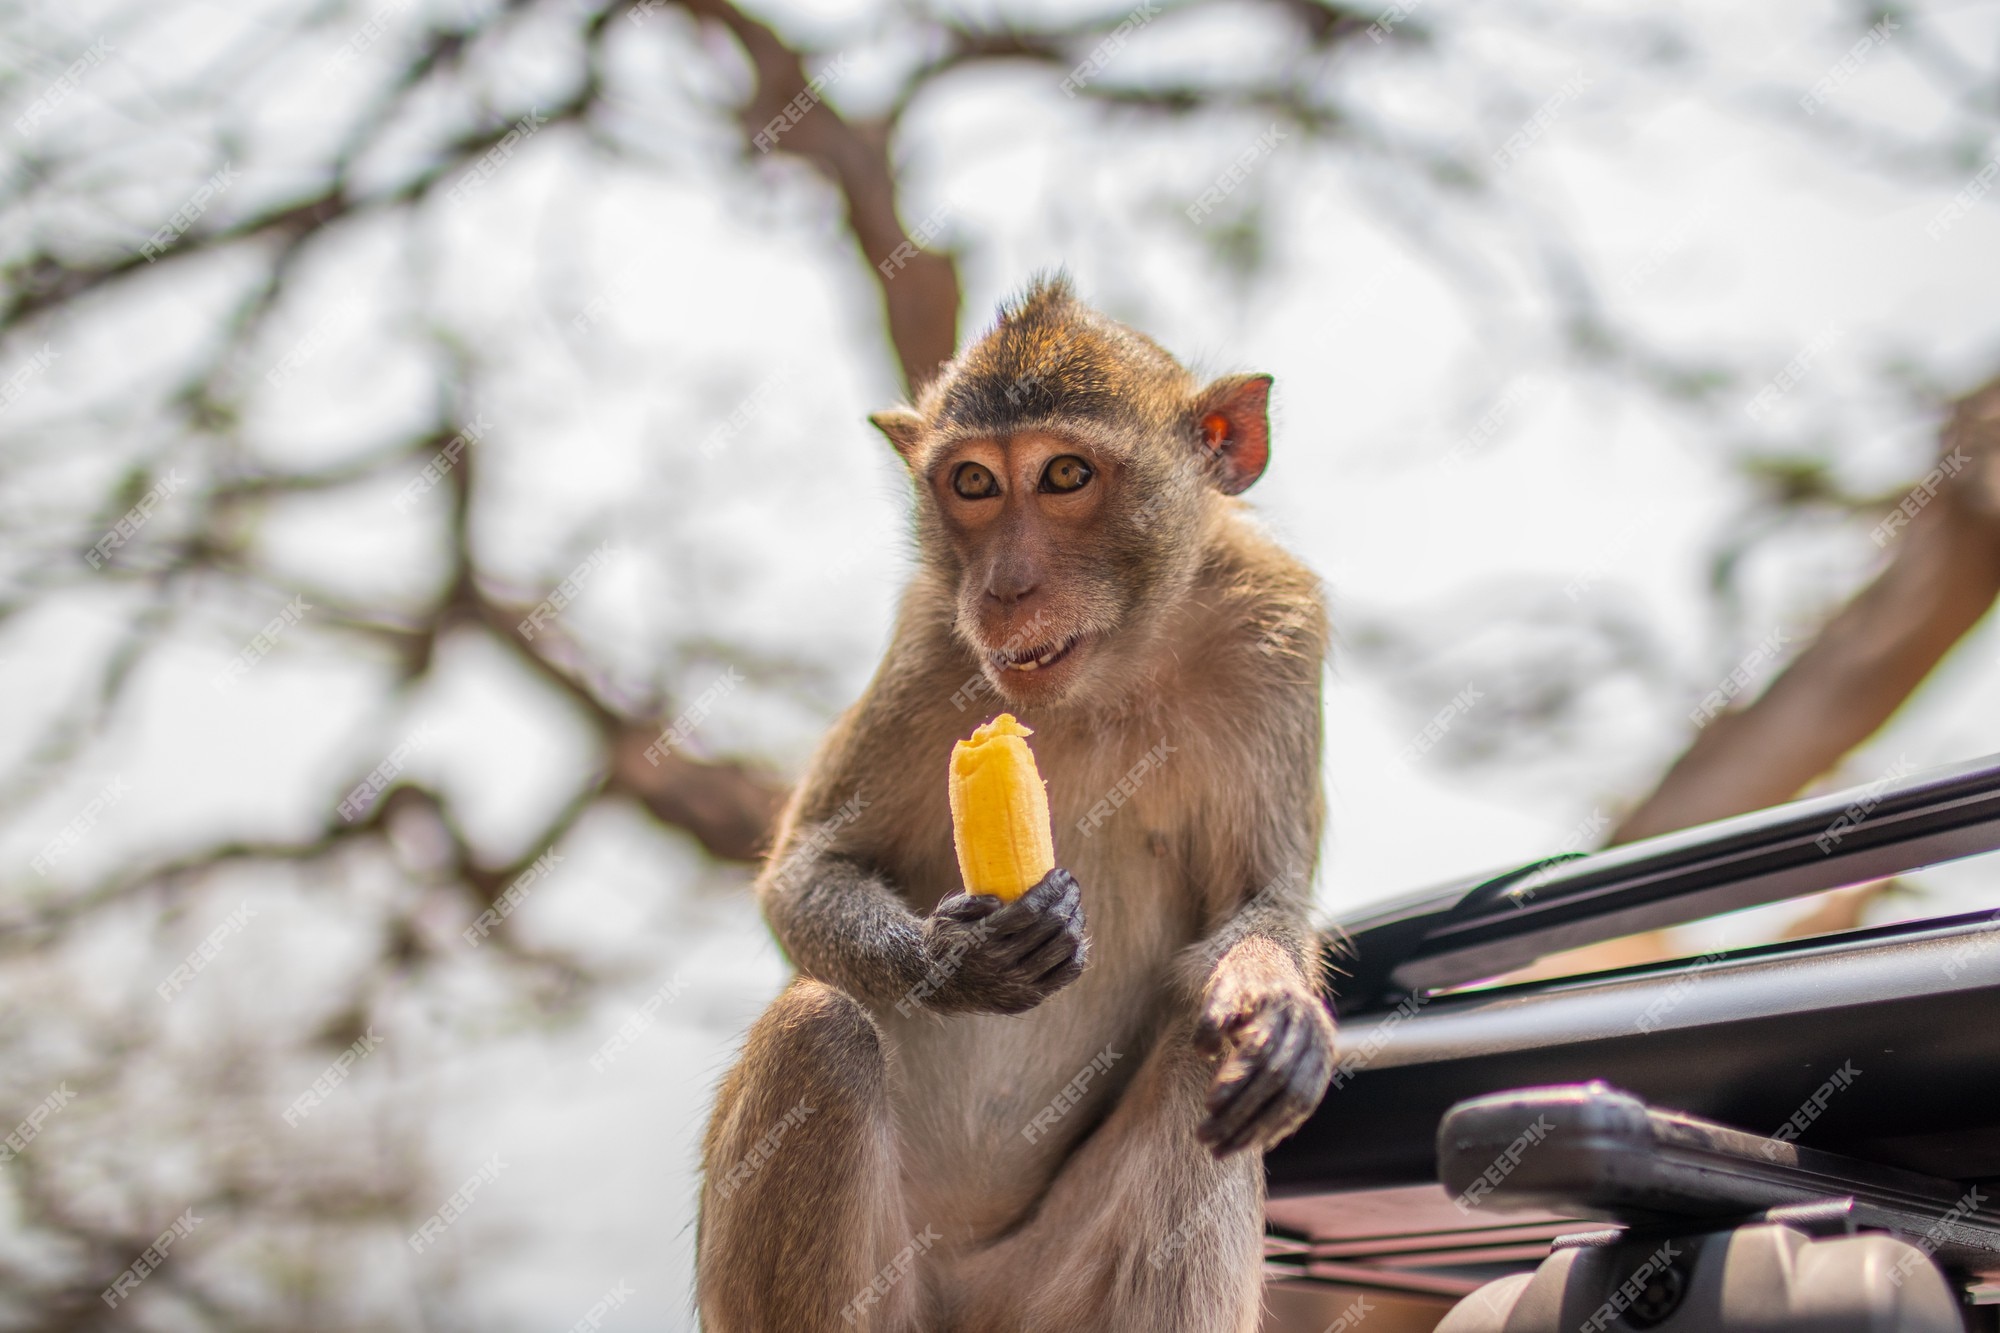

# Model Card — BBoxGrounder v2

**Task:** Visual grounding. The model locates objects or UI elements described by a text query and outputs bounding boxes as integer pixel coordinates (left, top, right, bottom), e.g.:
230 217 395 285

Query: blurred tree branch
1613 376 2000 843
674 0 964 392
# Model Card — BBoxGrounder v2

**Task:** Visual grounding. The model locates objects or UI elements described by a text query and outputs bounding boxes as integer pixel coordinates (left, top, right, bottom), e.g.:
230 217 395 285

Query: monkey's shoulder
1168 519 1328 713
769 652 979 858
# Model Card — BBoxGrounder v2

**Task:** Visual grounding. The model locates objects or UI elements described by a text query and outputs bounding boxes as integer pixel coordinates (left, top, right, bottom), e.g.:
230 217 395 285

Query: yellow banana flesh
948 713 1055 901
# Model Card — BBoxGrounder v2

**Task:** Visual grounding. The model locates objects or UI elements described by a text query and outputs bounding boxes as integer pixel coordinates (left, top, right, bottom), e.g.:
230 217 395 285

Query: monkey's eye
952 462 1001 499
1040 456 1094 494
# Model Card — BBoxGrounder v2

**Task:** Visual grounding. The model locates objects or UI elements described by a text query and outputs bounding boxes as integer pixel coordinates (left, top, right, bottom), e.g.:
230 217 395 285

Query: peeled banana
948 713 1055 901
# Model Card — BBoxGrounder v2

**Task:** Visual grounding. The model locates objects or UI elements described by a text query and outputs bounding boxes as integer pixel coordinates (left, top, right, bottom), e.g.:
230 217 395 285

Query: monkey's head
871 276 1273 709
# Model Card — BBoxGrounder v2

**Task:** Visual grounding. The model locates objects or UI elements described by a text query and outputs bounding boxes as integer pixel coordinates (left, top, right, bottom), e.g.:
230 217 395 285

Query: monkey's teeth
995 636 1076 672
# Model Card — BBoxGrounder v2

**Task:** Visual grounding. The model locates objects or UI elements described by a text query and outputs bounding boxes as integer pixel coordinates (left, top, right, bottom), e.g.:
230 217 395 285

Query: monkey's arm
760 843 1088 1018
1178 560 1335 1156
759 849 930 1011
1187 877 1336 1159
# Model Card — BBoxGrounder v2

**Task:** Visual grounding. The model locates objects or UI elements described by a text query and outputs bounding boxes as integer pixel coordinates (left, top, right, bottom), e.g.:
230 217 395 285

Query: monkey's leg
698 978 919 1333
950 1027 1265 1333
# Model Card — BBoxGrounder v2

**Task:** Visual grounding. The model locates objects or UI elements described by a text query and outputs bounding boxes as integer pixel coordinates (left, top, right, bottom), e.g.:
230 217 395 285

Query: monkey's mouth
990 633 1082 675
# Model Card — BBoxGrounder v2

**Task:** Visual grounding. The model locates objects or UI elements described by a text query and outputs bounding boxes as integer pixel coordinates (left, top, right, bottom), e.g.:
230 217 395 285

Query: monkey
697 275 1334 1333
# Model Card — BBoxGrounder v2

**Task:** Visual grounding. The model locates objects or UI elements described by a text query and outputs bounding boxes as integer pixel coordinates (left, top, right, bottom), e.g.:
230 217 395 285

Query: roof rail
1331 752 2000 1012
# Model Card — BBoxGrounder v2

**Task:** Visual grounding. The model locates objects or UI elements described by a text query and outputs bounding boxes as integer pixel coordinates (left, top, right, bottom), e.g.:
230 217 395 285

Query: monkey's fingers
1238 1026 1333 1155
986 868 1079 933
1192 993 1256 1059
931 891 1005 925
985 906 1080 980
1196 1006 1289 1138
1020 923 1088 990
1197 1008 1312 1158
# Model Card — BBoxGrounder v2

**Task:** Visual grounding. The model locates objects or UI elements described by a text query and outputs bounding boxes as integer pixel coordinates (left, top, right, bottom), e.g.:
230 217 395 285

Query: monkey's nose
985 579 1039 607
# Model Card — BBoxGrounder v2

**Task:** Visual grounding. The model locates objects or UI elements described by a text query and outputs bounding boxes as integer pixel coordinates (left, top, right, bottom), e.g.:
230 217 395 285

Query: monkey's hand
917 869 1089 1016
1192 970 1335 1158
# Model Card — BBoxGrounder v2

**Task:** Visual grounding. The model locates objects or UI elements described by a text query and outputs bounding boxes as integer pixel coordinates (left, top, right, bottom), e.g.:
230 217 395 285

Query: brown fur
698 276 1334 1332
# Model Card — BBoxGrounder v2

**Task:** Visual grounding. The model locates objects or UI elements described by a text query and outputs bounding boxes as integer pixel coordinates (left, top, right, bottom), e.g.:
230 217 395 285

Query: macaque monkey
698 276 1334 1332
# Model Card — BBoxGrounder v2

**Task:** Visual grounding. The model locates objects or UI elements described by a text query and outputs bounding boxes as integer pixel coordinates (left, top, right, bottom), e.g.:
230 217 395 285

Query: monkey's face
871 281 1278 708
897 370 1277 710
926 429 1139 707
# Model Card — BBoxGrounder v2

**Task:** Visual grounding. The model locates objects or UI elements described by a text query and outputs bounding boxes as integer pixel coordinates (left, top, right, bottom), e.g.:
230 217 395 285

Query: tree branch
673 0 962 392
1613 375 2000 843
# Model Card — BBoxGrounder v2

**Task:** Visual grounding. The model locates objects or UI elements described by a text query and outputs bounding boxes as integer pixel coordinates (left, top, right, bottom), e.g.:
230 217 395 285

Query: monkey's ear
1192 374 1272 495
870 408 926 468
